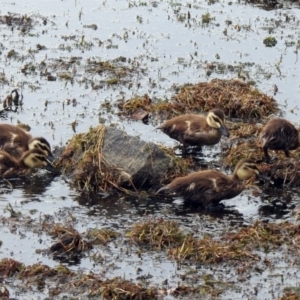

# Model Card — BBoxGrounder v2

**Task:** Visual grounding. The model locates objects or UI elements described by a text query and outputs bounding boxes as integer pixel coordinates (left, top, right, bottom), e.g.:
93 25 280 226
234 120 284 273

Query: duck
259 118 300 163
156 158 269 208
158 109 230 154
0 148 56 178
0 124 54 161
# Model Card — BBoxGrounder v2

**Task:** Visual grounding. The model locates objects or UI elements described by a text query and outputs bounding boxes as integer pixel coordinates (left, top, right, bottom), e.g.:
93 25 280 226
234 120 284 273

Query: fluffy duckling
158 109 230 153
0 148 56 178
0 124 54 161
259 118 300 163
156 158 269 208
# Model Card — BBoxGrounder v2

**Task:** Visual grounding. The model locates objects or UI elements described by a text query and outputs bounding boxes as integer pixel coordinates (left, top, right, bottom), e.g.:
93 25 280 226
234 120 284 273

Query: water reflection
0 172 59 198
73 182 299 225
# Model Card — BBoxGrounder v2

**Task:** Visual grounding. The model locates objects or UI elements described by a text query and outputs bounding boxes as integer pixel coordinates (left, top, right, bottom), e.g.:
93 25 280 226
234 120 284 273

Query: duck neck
231 173 242 182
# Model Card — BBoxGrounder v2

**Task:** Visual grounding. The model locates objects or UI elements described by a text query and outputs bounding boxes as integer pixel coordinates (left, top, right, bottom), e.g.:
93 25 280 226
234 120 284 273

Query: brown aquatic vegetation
87 277 157 299
0 13 33 28
223 140 260 167
118 79 278 123
18 263 66 280
166 284 224 298
0 258 158 299
55 125 114 192
128 219 300 265
261 157 300 186
168 235 258 263
127 218 186 250
225 221 300 250
0 258 23 278
86 57 143 85
175 79 278 119
128 219 258 263
279 289 300 300
48 224 92 254
86 228 120 245
118 94 153 120
243 0 300 11
227 121 262 141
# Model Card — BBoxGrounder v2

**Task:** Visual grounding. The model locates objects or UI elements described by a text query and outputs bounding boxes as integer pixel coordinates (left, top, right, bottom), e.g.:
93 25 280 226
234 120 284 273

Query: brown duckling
158 109 230 153
156 158 269 208
0 148 56 178
259 118 300 163
0 124 54 161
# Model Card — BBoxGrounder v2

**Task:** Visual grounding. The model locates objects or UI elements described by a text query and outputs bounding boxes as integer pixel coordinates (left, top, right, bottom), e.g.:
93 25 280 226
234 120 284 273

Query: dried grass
175 79 278 119
55 125 122 193
118 79 278 122
225 221 300 250
0 258 23 278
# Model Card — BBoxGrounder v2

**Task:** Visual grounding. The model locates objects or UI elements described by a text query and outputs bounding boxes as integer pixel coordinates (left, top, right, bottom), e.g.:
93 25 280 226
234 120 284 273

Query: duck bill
220 125 230 137
257 172 271 181
47 153 56 163
45 159 58 172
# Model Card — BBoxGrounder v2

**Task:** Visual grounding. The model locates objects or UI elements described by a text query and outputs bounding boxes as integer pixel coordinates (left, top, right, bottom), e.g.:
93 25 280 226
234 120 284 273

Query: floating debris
48 224 92 256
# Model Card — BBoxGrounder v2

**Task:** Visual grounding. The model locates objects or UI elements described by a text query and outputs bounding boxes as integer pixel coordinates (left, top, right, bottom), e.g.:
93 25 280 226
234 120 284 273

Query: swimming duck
0 148 56 178
156 158 269 208
158 109 230 154
0 124 54 161
259 118 300 163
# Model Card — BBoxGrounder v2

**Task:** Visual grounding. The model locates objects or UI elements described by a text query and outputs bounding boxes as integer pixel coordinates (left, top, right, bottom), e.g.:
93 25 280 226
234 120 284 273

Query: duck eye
212 117 220 123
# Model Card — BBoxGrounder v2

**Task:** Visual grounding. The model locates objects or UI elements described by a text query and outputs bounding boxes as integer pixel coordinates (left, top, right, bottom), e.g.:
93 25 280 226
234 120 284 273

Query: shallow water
0 0 300 299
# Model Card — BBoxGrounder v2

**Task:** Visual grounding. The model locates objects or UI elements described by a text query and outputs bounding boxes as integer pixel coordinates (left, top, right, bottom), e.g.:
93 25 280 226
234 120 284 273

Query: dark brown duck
259 118 300 162
0 124 54 161
0 148 56 178
158 109 230 153
156 158 269 208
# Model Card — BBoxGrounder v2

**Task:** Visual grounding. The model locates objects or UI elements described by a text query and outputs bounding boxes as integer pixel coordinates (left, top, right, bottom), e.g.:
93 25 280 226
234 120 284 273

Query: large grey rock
57 125 177 192
102 127 173 188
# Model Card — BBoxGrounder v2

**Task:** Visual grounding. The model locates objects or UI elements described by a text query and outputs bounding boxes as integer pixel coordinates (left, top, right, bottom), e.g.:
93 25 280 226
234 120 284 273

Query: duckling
156 158 269 208
158 109 230 154
259 118 300 163
0 124 54 161
0 148 56 178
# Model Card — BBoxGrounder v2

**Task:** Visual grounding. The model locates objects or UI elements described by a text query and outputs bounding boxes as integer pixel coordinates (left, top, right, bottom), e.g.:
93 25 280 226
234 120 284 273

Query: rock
56 125 180 193
102 126 173 188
